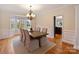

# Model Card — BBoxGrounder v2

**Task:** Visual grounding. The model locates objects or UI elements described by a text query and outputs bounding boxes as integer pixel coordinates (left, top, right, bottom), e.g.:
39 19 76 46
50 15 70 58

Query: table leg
39 38 41 47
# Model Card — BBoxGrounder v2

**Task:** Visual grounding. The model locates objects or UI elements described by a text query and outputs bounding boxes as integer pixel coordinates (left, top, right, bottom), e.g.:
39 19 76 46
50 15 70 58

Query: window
10 16 31 32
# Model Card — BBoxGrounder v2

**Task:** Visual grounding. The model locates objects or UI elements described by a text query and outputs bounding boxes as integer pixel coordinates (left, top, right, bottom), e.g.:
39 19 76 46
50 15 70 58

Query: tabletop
29 31 48 38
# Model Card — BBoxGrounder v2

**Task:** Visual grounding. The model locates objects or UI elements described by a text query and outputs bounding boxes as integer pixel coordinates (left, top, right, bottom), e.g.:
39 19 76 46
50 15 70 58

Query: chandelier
26 5 36 20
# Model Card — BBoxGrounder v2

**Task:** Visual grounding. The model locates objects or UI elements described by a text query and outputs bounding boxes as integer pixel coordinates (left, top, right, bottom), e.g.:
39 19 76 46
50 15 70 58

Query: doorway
54 16 63 38
53 16 63 53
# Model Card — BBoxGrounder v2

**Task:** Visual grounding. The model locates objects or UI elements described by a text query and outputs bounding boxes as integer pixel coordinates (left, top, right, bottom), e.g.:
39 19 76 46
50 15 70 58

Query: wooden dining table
29 31 48 47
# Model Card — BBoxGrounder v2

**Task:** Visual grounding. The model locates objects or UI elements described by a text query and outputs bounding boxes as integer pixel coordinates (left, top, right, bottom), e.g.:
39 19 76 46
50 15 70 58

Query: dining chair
42 28 47 33
34 27 41 32
23 30 39 51
41 28 48 46
23 30 30 47
20 29 25 42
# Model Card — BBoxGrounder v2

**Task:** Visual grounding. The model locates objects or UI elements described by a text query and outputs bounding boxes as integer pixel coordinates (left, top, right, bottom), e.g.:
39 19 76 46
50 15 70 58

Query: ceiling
0 4 72 14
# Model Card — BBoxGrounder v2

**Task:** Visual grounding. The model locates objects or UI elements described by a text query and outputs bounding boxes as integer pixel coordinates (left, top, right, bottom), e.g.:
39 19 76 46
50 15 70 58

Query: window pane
10 16 31 32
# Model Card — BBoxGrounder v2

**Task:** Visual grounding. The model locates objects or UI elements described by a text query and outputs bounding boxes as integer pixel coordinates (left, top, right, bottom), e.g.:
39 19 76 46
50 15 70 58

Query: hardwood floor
46 34 79 54
0 38 14 53
0 34 19 54
46 42 79 54
0 33 79 54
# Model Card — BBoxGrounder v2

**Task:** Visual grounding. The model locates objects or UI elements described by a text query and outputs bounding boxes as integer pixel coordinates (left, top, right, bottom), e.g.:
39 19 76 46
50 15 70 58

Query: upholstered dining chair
23 30 30 47
23 30 39 51
33 27 41 32
20 29 25 42
42 28 47 33
41 28 48 46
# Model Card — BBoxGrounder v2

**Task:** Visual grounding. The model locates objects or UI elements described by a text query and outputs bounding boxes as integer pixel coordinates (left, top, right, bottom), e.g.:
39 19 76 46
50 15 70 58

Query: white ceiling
0 4 72 14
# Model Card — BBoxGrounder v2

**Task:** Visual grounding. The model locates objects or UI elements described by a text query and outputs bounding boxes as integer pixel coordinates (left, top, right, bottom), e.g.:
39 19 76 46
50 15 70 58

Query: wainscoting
62 30 75 45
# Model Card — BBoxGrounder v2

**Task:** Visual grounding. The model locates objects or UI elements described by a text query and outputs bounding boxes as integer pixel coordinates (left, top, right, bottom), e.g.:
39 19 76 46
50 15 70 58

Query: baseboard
62 41 74 47
62 39 74 45
0 32 19 40
73 45 79 50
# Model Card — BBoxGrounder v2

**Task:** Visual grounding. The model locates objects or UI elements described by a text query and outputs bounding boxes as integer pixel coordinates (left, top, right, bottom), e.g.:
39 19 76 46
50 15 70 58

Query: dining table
29 31 48 47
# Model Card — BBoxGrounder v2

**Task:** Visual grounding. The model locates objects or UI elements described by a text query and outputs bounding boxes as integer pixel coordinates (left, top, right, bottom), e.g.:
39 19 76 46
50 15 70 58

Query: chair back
23 30 30 48
34 27 41 32
20 29 25 42
42 28 47 33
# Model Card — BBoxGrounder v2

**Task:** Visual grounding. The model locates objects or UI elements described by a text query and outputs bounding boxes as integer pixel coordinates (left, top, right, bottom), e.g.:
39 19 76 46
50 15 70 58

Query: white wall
0 10 2 35
74 5 79 49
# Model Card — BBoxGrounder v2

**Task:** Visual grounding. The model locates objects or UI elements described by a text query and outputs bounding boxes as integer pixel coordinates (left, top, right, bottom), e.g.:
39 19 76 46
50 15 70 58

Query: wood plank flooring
46 34 79 54
0 33 79 54
0 38 14 54
0 34 19 54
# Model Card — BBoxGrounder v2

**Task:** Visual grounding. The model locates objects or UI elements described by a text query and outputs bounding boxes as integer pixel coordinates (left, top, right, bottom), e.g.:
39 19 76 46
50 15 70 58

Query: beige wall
35 5 75 37
0 5 75 39
31 18 36 30
0 9 36 38
0 10 23 36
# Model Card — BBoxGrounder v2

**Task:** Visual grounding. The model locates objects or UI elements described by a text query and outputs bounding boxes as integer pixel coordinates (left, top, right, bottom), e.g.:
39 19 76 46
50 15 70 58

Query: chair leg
20 35 23 42
21 38 22 42
24 39 26 46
